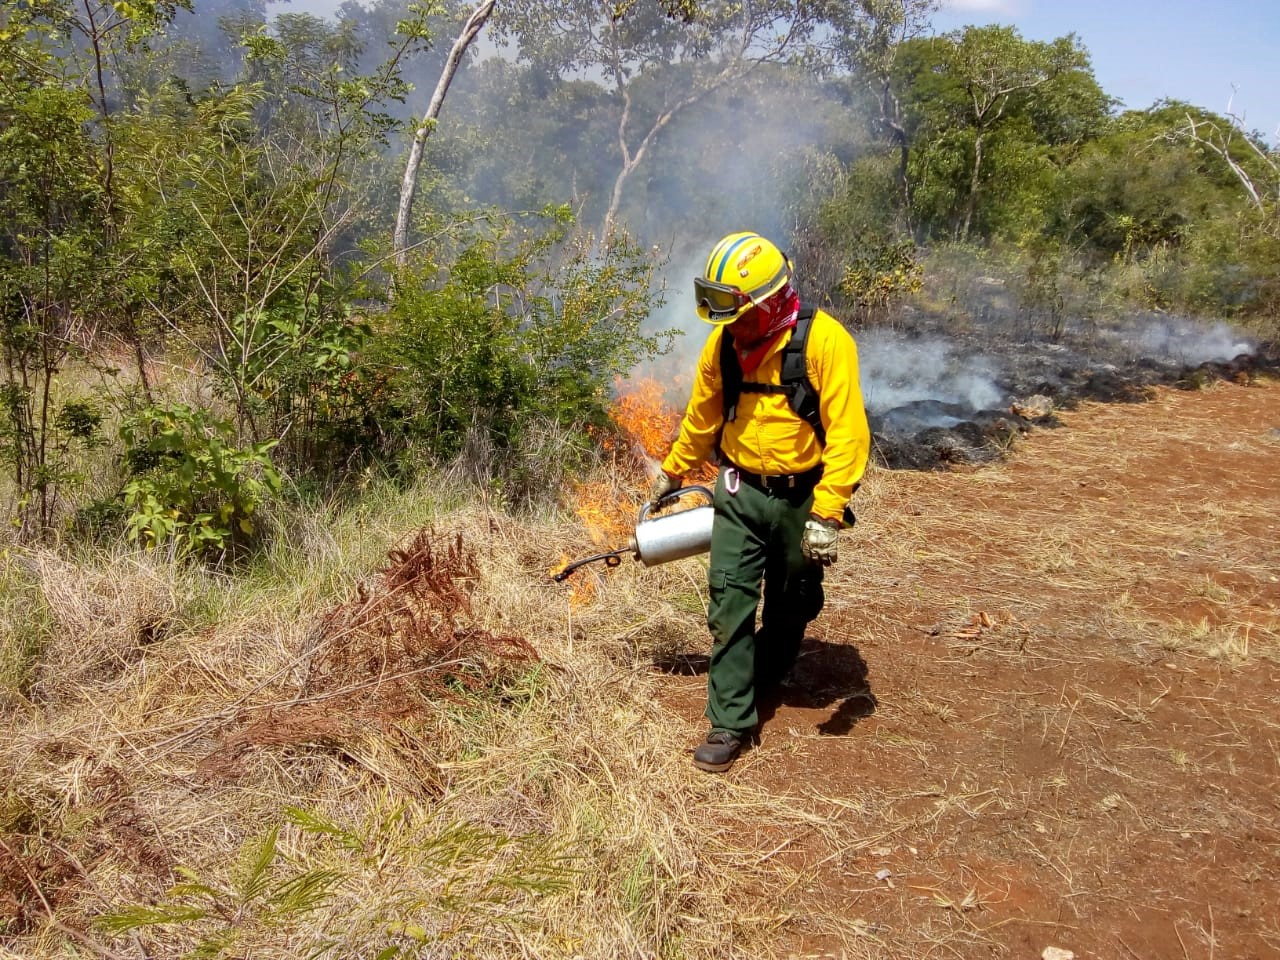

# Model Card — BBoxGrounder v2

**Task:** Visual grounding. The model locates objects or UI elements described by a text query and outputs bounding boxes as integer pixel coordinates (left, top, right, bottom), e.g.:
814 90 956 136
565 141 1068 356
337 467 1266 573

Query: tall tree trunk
393 0 496 265
961 129 984 243
601 75 736 242
879 81 912 221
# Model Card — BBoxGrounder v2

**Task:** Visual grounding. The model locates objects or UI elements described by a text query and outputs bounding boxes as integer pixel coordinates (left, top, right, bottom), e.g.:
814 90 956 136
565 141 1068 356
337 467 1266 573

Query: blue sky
275 0 1279 137
934 0 1280 136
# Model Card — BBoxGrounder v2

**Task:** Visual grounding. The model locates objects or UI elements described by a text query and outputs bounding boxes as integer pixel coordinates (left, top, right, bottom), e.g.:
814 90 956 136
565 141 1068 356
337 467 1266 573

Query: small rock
1042 949 1075 960
875 868 892 882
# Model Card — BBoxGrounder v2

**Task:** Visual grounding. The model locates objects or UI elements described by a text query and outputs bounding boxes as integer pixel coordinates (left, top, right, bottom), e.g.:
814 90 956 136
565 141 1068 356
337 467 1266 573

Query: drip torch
553 486 714 582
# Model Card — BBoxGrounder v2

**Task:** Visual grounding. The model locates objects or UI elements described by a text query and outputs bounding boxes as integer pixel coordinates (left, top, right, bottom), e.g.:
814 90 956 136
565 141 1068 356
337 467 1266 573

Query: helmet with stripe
693 232 791 325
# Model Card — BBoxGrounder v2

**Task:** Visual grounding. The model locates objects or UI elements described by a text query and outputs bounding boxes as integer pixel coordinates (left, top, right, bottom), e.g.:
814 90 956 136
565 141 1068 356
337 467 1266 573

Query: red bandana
731 284 801 375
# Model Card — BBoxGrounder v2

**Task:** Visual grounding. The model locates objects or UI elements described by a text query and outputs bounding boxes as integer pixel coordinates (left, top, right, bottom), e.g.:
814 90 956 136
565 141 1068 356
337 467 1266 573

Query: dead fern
200 530 538 780
305 529 537 705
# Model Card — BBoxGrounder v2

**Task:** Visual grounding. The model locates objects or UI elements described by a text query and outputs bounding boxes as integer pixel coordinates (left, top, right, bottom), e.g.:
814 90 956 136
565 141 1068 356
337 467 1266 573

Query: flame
606 377 683 461
552 553 599 607
574 480 635 546
558 377 713 608
574 377 688 547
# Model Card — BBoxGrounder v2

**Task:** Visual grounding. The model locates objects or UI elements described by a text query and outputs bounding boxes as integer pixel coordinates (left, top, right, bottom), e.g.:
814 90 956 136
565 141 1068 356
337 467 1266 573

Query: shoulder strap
719 327 743 425
783 307 825 445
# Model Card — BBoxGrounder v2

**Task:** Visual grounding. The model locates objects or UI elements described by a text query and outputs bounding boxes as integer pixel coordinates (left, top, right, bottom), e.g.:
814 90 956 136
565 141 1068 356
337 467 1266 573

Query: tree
1166 102 1279 215
891 26 1107 242
394 0 497 264
829 0 939 216
0 0 193 535
942 27 1093 241
492 0 884 242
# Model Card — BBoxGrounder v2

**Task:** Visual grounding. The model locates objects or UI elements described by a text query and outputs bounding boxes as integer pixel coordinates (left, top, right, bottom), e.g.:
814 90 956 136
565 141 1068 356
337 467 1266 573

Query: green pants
705 466 824 735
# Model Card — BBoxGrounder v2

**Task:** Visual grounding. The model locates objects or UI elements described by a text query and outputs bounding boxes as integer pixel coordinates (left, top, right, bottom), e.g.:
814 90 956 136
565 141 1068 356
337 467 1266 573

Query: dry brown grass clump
1 498 851 960
197 529 538 785
21 549 186 705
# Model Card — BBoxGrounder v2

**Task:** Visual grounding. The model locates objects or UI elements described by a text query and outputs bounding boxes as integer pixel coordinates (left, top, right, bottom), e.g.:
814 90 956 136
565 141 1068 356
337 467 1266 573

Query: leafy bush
790 150 923 324
213 290 374 473
839 239 924 326
120 403 281 557
362 213 669 501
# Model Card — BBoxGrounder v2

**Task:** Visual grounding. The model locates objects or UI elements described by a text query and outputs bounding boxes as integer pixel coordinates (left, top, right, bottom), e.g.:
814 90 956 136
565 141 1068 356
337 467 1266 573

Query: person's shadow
652 636 877 736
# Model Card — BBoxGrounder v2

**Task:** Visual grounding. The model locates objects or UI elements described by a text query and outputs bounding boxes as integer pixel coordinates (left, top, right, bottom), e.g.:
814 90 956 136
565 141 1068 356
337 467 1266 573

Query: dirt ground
656 378 1280 959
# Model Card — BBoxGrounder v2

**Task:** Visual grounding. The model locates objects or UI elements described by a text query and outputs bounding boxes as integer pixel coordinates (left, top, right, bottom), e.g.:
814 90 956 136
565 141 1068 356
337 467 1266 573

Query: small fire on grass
553 377 710 602
551 552 600 606
606 377 682 462
578 377 685 544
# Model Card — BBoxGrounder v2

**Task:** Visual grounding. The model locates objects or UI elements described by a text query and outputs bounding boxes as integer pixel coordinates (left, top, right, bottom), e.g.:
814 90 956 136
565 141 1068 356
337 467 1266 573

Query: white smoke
627 73 858 395
856 330 1004 416
1124 314 1254 365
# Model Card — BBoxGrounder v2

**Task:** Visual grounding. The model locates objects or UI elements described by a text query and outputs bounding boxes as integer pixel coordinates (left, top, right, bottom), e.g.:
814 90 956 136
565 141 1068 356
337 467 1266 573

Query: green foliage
214 291 375 471
0 24 113 534
788 148 924 323
892 26 1109 243
839 239 923 324
119 403 281 557
96 823 344 957
367 211 668 500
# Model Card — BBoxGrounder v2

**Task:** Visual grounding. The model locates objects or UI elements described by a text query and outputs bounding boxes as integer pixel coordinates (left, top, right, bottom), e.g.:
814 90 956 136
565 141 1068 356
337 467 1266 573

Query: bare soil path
658 379 1280 959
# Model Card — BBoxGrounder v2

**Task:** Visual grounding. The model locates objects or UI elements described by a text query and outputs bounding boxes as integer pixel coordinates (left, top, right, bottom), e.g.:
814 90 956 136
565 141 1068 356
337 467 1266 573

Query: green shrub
119 403 281 558
362 213 669 501
839 239 924 325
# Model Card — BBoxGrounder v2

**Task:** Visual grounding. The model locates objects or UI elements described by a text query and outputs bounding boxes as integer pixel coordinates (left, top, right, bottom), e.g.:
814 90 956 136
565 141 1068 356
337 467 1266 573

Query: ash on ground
857 292 1279 471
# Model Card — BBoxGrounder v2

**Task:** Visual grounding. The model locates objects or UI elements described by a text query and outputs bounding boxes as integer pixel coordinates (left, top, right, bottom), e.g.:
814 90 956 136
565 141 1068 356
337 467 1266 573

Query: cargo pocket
707 566 759 646
706 567 729 637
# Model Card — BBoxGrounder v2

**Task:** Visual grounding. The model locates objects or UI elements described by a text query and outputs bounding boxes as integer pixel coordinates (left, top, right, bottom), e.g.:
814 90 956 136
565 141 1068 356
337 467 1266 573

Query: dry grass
0 482 868 959
3 381 1279 959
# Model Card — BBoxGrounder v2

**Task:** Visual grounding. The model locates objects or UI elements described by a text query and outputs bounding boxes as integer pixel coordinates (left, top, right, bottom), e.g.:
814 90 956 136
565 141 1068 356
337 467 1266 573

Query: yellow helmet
694 232 791 325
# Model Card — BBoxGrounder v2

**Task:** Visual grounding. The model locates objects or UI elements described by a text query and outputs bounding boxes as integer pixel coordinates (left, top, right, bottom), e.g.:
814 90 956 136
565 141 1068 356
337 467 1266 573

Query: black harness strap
720 306 826 446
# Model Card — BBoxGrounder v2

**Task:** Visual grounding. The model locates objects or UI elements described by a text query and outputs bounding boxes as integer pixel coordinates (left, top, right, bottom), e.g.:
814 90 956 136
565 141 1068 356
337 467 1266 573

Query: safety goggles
693 276 754 321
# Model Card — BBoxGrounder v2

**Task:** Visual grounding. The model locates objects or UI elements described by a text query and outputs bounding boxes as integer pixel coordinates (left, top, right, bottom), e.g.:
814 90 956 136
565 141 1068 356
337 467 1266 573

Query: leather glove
648 471 682 509
801 515 840 566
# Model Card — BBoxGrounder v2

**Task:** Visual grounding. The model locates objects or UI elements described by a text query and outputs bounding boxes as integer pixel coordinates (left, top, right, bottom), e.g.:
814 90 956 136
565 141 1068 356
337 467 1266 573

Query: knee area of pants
707 568 758 636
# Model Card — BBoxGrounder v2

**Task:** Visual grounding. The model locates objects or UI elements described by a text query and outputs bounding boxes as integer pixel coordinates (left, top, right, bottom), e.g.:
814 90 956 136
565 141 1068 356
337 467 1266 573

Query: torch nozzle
551 547 631 582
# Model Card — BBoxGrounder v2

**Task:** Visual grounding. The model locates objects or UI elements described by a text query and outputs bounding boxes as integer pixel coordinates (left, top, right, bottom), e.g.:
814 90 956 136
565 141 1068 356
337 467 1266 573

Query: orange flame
606 378 683 462
558 377 713 608
552 553 599 607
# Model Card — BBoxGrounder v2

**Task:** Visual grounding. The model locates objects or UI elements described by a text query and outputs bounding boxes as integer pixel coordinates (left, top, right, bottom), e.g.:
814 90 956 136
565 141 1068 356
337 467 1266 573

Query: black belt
726 462 822 494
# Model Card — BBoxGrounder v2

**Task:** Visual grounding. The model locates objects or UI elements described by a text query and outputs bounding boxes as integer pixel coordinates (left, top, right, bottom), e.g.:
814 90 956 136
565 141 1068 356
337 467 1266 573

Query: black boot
693 730 742 772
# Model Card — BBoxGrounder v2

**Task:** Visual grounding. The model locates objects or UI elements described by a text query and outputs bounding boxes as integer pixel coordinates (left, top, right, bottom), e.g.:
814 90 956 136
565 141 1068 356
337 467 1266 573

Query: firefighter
649 231 871 773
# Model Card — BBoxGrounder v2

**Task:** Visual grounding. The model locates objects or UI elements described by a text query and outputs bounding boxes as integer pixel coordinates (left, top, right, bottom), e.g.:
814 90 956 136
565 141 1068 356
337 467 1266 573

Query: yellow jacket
661 309 871 523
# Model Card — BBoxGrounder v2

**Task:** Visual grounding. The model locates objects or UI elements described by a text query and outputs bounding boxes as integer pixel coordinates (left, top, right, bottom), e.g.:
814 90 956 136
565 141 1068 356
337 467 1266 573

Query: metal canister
629 485 715 567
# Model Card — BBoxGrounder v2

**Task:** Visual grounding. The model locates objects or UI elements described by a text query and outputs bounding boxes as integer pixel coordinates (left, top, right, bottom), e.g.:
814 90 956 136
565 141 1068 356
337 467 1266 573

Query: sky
270 0 1280 137
935 0 1280 137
